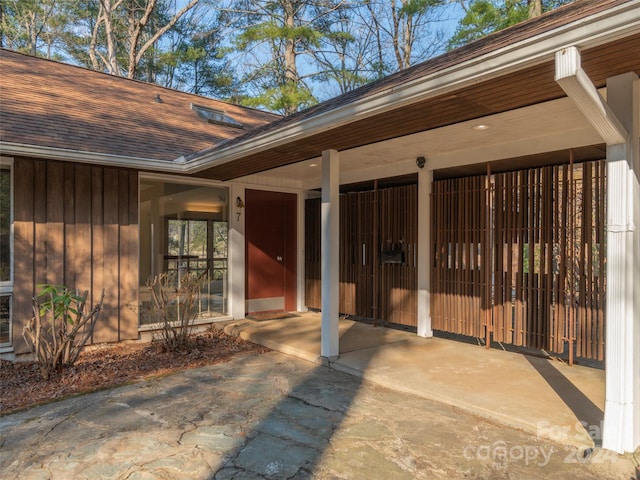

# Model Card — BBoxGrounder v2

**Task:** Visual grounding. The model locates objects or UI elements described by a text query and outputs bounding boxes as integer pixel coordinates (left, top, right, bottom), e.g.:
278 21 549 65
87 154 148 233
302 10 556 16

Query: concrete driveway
0 350 635 479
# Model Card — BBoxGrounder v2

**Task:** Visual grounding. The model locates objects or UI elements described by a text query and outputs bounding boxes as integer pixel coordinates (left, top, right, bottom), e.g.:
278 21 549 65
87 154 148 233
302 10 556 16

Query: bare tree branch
130 0 200 78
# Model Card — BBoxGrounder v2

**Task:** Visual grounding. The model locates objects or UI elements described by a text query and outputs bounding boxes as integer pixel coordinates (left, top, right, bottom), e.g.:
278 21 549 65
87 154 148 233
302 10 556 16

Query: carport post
417 168 433 337
321 149 340 358
602 72 640 454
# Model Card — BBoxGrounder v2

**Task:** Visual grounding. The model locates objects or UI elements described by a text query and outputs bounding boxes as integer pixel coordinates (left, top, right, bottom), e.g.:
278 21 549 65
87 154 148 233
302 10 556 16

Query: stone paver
0 351 636 479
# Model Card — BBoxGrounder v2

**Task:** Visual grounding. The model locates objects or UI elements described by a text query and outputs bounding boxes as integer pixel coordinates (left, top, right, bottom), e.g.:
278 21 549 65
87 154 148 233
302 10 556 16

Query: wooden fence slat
514 171 524 346
544 166 554 351
494 174 503 343
505 172 514 344
584 162 593 358
559 164 569 353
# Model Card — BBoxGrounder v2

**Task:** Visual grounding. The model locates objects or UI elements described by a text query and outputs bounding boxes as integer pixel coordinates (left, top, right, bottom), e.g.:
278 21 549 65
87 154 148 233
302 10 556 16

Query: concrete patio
218 312 606 449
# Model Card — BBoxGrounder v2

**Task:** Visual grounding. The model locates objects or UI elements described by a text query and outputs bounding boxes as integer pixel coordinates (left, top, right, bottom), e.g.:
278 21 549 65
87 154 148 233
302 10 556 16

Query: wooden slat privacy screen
13 158 139 354
305 184 417 327
379 186 418 326
431 160 606 361
431 176 488 339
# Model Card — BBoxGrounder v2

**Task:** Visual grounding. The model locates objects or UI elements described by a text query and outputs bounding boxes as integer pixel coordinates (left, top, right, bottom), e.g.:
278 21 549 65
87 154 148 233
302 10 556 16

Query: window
165 217 228 294
191 103 244 129
0 160 12 346
167 219 208 258
139 178 229 325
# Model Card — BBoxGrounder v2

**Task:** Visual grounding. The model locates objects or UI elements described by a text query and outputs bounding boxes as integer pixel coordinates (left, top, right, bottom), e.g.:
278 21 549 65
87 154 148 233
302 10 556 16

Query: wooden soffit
192 30 639 182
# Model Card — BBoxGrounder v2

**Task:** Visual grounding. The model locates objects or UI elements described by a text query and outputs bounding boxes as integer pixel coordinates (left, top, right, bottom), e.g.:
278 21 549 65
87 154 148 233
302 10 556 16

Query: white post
228 184 246 320
417 168 433 337
602 72 640 454
321 149 340 358
297 191 307 312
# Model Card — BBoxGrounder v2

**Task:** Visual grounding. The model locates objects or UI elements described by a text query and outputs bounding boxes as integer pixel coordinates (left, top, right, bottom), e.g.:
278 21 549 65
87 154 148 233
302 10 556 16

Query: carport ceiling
195 30 640 182
240 93 606 188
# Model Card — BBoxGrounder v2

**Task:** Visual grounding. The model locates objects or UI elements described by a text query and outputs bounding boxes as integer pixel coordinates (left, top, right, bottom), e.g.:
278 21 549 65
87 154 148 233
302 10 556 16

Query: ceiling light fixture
309 162 318 167
473 124 491 131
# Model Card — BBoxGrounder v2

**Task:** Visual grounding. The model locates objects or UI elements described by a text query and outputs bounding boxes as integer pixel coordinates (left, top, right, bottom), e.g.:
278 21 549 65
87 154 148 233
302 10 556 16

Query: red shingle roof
0 49 279 162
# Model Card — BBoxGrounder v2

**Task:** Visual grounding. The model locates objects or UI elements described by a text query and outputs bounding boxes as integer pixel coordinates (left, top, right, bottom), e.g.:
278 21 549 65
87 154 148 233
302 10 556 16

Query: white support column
228 184 246 320
297 191 307 312
602 72 640 454
417 168 433 337
321 149 340 359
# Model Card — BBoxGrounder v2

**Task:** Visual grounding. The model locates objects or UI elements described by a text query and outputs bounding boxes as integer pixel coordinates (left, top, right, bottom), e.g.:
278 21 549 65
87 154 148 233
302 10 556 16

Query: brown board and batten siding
12 157 138 353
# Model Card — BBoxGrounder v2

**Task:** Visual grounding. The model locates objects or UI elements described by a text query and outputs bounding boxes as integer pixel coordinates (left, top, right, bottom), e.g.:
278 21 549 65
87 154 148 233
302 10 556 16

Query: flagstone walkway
1 350 635 479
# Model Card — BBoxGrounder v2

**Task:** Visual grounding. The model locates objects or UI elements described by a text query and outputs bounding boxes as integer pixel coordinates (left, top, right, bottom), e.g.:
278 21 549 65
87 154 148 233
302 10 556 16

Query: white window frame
0 156 14 350
138 172 232 329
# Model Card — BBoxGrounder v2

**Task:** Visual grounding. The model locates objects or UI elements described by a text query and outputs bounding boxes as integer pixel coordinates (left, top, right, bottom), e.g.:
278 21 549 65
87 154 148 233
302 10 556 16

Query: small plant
23 284 104 380
143 272 205 352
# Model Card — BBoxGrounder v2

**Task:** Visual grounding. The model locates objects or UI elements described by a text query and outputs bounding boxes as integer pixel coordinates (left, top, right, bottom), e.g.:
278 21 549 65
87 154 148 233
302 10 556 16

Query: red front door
245 190 297 313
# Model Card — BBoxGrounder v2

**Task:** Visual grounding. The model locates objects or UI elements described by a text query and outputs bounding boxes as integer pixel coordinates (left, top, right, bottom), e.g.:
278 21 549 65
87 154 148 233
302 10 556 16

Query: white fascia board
0 142 183 172
182 1 640 173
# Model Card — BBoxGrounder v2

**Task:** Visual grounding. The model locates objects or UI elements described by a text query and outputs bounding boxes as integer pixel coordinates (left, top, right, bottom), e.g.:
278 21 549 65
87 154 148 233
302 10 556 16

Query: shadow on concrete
210 321 377 479
525 355 604 447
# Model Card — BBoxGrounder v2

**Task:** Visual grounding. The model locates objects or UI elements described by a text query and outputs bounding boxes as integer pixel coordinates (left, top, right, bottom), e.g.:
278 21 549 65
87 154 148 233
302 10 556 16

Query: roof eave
182 0 640 173
0 142 184 172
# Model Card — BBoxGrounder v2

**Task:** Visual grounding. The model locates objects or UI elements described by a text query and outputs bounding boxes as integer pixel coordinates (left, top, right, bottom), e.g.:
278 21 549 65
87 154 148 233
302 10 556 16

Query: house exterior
1 0 638 454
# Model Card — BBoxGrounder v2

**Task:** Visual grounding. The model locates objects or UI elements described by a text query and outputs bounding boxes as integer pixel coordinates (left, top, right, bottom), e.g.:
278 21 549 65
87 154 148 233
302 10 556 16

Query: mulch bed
0 327 269 415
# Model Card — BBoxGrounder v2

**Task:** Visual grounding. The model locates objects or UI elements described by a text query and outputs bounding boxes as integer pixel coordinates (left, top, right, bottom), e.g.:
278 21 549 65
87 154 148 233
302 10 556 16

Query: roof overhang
183 0 640 181
2 1 638 180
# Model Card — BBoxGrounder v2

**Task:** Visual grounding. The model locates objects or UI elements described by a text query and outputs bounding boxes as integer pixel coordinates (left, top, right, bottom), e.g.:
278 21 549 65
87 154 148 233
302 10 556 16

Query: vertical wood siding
431 160 606 361
378 185 417 326
305 197 321 312
338 190 377 319
305 184 417 327
12 158 139 353
431 176 487 338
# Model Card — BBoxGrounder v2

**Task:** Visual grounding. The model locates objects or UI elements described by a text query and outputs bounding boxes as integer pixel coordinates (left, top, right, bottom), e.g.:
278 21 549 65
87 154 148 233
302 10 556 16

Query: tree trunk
528 0 542 18
283 0 299 115
364 0 386 79
128 0 198 79
0 6 5 49
89 5 103 71
100 0 120 74
402 7 413 69
391 0 403 71
27 10 37 55
127 0 157 79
